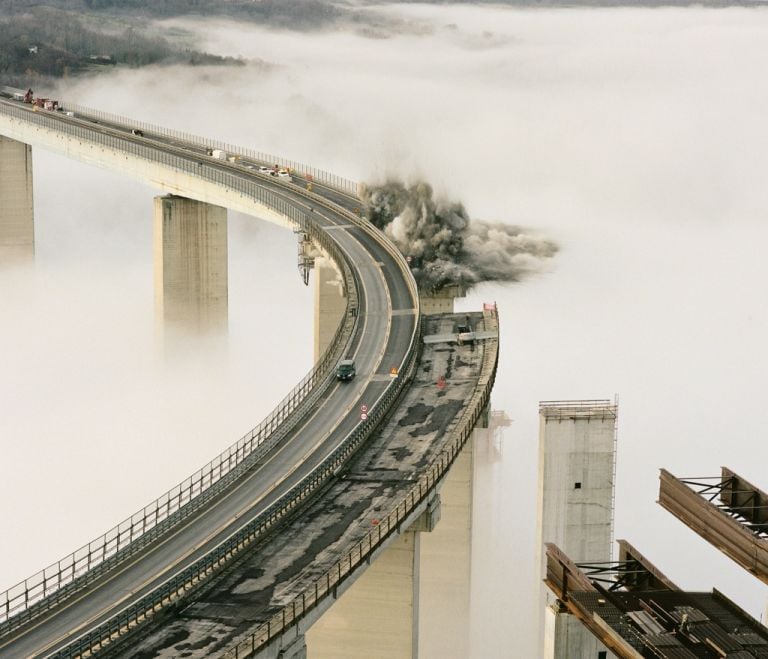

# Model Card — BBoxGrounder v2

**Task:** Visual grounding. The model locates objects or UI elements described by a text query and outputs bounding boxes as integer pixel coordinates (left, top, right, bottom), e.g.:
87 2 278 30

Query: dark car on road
336 359 356 381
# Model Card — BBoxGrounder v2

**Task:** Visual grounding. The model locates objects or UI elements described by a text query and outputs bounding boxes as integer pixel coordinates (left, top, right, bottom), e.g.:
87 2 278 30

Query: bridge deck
113 311 497 658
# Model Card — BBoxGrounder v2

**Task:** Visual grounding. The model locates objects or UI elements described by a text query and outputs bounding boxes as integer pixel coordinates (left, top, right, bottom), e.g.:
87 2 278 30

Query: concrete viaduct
0 92 498 659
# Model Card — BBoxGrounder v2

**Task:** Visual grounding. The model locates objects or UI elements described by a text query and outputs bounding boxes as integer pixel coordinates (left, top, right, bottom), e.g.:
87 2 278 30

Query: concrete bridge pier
153 195 228 336
306 527 425 659
314 255 347 361
306 440 476 659
0 135 34 264
418 435 476 659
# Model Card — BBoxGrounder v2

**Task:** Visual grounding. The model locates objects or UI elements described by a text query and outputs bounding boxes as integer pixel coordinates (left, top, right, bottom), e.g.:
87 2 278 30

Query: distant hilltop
0 6 243 84
3 0 768 83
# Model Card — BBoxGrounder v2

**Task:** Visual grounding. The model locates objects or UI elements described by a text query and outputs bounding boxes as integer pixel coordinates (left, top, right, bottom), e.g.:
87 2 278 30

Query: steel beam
616 539 680 592
720 467 768 533
543 543 644 659
658 468 768 584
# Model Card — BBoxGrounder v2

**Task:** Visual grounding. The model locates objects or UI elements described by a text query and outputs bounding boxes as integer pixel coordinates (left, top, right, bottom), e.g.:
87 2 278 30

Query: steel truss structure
544 541 768 658
658 467 768 583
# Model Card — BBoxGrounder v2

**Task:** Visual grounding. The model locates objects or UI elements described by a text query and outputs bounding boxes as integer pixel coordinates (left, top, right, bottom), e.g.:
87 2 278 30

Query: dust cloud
361 180 557 291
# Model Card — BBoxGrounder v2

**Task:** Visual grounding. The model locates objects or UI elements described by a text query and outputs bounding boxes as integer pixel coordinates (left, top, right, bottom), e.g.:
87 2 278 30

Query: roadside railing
0 100 364 634
219 308 499 659
0 98 423 654
52 306 425 658
63 102 359 197
0 104 421 657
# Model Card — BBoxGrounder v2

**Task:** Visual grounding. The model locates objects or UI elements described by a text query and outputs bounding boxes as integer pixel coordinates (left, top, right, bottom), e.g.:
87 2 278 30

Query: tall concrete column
536 400 617 659
314 255 346 361
418 437 474 659
0 135 34 264
307 530 421 659
153 195 228 335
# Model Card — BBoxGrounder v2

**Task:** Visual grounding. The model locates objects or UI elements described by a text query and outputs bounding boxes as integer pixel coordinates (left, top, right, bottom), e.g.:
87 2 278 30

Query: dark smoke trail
360 181 558 292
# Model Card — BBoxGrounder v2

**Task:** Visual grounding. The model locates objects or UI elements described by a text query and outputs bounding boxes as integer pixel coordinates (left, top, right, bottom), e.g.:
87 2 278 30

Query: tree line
0 6 243 81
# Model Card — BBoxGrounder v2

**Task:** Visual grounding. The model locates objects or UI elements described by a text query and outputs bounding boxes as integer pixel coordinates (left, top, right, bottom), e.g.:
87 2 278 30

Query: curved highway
0 96 418 657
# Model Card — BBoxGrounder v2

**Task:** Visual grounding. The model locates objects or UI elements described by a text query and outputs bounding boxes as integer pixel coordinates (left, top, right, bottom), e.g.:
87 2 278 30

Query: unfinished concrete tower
536 399 618 659
0 135 34 264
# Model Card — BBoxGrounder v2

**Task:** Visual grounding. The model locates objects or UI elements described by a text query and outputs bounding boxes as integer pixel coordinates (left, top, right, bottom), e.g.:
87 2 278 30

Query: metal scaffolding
295 229 315 286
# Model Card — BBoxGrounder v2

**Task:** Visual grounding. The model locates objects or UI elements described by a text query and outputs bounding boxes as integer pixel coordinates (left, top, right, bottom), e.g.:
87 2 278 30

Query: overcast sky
2 5 768 656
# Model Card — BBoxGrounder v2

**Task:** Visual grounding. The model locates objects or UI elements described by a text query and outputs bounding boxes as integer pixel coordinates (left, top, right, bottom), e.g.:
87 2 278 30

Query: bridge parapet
0 100 366 635
160 309 498 659
0 96 423 654
52 304 425 657
61 101 358 198
112 309 499 659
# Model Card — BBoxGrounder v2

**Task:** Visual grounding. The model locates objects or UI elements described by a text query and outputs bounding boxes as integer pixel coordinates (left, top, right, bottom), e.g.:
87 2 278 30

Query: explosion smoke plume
360 181 558 292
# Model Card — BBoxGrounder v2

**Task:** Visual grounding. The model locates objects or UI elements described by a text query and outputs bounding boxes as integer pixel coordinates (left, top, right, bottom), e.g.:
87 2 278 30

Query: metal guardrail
220 308 499 659
62 102 359 198
0 101 362 634
0 99 423 656
56 313 489 659
52 321 425 659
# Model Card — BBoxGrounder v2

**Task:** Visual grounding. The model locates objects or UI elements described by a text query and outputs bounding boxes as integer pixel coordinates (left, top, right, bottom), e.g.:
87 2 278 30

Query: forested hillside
5 0 764 84
0 4 243 84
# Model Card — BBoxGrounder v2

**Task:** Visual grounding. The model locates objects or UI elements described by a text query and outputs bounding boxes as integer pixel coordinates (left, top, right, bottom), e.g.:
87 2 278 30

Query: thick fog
2 5 768 656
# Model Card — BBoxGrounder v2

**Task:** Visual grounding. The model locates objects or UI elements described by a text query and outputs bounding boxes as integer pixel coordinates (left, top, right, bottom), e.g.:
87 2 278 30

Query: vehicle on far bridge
336 359 356 381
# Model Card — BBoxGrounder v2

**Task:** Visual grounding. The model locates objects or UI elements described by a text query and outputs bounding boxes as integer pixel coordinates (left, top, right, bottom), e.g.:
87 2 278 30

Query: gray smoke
360 181 558 292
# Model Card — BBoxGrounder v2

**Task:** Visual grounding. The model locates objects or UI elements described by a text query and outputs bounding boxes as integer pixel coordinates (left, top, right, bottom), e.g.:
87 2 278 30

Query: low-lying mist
4 5 768 657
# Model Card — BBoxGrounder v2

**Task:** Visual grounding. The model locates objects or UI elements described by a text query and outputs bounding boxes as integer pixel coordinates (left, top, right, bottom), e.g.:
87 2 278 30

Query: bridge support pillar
314 255 346 361
307 530 421 659
153 195 228 335
418 436 474 659
0 135 34 264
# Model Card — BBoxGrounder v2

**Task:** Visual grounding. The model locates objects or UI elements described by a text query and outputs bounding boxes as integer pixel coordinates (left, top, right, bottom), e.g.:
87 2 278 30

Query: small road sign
361 412 368 421
390 367 399 378
361 404 368 413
